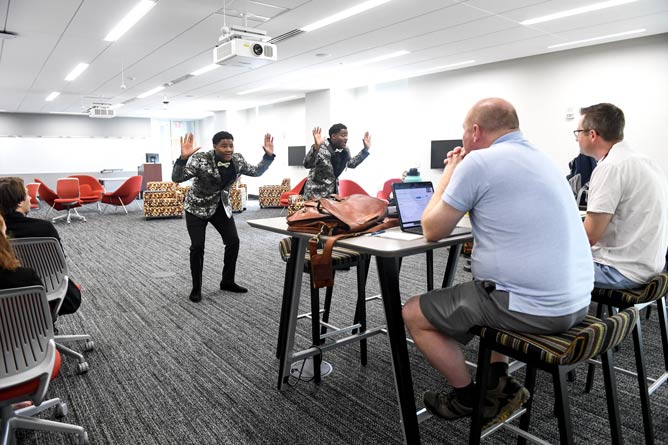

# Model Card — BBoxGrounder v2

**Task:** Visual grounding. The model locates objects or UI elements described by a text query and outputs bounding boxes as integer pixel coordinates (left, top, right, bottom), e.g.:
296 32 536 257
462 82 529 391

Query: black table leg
441 243 462 289
376 256 420 444
276 237 307 390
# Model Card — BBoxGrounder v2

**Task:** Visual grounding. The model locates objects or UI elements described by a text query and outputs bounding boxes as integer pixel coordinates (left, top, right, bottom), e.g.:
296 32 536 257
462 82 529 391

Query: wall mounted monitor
288 145 306 167
430 140 463 169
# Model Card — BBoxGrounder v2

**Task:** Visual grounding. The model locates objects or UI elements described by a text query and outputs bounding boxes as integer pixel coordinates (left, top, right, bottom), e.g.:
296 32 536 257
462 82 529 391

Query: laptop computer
392 181 434 235
392 181 472 237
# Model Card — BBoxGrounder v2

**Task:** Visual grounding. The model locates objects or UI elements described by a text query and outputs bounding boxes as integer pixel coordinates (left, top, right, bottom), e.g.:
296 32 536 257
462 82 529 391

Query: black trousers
185 203 239 289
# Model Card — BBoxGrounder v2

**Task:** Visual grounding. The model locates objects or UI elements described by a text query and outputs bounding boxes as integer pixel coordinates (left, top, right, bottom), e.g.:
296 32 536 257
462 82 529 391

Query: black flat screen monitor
430 140 463 169
288 145 306 167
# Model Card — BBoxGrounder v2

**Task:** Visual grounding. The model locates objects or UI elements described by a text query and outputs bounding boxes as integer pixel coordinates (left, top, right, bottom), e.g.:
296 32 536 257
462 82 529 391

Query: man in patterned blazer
302 123 371 199
172 131 275 302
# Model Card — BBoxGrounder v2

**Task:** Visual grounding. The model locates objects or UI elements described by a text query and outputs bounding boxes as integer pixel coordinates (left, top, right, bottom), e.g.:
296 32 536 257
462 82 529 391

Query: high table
248 217 473 444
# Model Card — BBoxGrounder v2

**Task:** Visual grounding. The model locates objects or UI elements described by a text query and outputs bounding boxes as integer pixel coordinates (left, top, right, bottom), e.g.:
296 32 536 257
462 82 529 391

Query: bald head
467 98 519 132
463 98 520 151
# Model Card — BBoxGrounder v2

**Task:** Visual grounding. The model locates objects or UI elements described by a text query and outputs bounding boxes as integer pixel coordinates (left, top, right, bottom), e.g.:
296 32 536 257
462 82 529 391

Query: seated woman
0 212 42 289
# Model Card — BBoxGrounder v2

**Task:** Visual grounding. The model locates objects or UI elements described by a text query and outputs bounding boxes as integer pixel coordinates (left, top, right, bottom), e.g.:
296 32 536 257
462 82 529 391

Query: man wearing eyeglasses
576 103 668 289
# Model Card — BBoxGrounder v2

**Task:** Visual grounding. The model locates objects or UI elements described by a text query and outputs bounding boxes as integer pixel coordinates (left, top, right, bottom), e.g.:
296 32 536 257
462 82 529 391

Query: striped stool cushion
472 307 638 366
278 237 360 269
592 273 668 307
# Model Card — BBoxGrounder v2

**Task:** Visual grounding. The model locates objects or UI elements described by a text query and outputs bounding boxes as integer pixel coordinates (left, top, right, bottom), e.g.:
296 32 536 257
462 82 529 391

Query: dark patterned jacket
302 139 369 199
172 150 274 219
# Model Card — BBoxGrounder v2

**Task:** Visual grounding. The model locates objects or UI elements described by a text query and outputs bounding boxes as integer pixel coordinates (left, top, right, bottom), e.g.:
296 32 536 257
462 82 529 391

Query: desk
98 177 130 192
248 217 473 444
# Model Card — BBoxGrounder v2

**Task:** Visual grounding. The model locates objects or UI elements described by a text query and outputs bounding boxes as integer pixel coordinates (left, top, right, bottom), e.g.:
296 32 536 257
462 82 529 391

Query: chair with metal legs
0 286 88 444
8 237 94 374
277 237 370 383
584 272 668 445
469 307 639 445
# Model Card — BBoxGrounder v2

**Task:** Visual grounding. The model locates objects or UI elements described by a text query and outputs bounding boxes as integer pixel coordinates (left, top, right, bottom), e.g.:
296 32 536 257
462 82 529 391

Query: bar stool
469 307 639 445
584 272 668 445
277 237 370 383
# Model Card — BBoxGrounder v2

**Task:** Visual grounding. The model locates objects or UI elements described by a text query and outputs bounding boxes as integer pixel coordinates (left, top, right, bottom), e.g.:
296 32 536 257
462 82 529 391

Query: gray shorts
419 280 588 345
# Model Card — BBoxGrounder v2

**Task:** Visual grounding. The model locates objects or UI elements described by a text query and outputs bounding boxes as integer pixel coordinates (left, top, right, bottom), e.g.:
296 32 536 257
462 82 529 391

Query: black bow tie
217 161 230 168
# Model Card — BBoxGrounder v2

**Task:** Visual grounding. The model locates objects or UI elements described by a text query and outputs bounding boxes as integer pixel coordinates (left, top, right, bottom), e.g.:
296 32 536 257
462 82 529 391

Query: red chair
54 178 86 224
101 175 143 214
279 177 308 207
68 174 104 212
26 182 40 210
376 178 402 203
34 178 81 220
338 179 370 197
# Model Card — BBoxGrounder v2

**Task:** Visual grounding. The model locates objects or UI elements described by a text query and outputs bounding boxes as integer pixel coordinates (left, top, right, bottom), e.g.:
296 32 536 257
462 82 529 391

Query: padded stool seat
469 307 639 445
277 237 369 382
584 272 668 445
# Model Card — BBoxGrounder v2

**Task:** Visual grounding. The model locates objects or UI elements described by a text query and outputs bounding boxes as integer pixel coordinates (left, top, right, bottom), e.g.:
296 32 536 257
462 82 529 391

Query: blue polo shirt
443 131 593 316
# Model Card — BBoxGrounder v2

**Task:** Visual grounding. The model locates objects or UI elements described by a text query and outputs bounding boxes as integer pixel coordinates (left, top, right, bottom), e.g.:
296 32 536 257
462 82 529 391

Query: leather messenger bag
286 194 397 288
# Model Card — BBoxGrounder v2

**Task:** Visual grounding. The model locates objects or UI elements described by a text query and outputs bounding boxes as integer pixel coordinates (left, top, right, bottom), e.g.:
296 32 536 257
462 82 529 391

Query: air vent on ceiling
269 29 303 44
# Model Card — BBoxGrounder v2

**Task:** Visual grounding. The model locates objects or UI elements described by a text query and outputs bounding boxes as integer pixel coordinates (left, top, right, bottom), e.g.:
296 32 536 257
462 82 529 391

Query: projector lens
252 44 263 56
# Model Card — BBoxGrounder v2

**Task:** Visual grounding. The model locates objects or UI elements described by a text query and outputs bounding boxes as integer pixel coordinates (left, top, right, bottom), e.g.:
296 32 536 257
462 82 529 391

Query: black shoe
482 375 530 429
220 282 248 293
189 288 202 302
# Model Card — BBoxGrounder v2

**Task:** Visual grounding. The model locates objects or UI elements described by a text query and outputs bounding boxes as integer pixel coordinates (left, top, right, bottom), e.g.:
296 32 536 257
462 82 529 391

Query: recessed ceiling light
237 85 274 95
301 0 391 32
547 29 645 48
104 0 156 42
418 60 476 74
65 63 89 81
137 85 165 99
190 64 220 76
45 92 60 102
348 50 410 67
520 0 638 25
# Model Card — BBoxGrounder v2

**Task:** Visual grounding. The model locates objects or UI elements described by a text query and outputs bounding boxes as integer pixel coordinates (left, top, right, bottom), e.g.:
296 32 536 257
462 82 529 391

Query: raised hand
180 132 200 160
263 133 274 156
363 131 371 150
312 126 323 150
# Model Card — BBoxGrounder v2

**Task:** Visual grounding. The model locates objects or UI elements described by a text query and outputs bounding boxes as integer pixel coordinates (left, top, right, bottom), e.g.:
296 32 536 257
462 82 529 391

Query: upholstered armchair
230 180 247 213
144 181 185 219
258 177 290 208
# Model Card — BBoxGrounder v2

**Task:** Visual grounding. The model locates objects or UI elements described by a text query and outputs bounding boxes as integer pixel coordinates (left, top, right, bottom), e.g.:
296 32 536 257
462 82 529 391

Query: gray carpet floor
15 200 668 444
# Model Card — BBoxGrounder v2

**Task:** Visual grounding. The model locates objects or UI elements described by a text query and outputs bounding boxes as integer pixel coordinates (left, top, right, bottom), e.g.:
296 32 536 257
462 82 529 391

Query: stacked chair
0 286 88 444
26 182 40 211
9 237 94 375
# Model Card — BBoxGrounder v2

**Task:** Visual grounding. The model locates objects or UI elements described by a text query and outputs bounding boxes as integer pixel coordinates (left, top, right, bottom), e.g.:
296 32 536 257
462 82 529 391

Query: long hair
0 214 19 271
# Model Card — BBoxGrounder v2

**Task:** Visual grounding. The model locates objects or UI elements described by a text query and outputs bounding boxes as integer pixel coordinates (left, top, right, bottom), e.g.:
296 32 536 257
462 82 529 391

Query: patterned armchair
144 181 187 219
258 177 290 208
230 181 247 213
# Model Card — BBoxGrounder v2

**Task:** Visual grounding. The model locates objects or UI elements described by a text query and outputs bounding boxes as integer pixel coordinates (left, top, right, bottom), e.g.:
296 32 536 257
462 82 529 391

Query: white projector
213 38 277 68
88 106 115 118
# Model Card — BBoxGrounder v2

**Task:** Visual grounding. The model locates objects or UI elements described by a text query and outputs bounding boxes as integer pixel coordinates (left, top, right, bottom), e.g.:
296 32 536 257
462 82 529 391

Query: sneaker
482 375 530 429
423 390 473 420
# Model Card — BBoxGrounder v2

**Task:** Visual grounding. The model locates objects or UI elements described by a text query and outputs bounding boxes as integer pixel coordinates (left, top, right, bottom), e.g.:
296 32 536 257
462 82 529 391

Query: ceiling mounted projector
213 25 277 68
88 104 115 118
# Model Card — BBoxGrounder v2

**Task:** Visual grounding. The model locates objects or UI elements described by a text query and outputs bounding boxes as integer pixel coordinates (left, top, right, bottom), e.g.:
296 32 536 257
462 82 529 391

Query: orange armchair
34 178 82 220
68 174 104 212
338 179 370 197
26 182 40 210
53 178 86 224
101 175 142 214
279 177 307 207
376 178 402 203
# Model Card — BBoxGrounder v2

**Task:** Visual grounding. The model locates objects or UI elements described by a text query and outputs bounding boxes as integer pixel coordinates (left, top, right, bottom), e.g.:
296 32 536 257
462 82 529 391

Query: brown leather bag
286 194 396 288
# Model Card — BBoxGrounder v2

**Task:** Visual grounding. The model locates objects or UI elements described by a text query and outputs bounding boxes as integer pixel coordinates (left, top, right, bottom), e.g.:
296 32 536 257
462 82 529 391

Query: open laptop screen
392 181 434 229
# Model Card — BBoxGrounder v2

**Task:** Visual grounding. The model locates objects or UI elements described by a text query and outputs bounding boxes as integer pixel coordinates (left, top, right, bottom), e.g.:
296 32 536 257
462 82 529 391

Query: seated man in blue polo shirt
402 98 594 428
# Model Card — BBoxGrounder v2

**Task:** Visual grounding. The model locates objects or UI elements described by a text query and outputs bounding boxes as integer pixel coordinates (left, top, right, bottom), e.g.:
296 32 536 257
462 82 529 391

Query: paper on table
375 231 423 241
